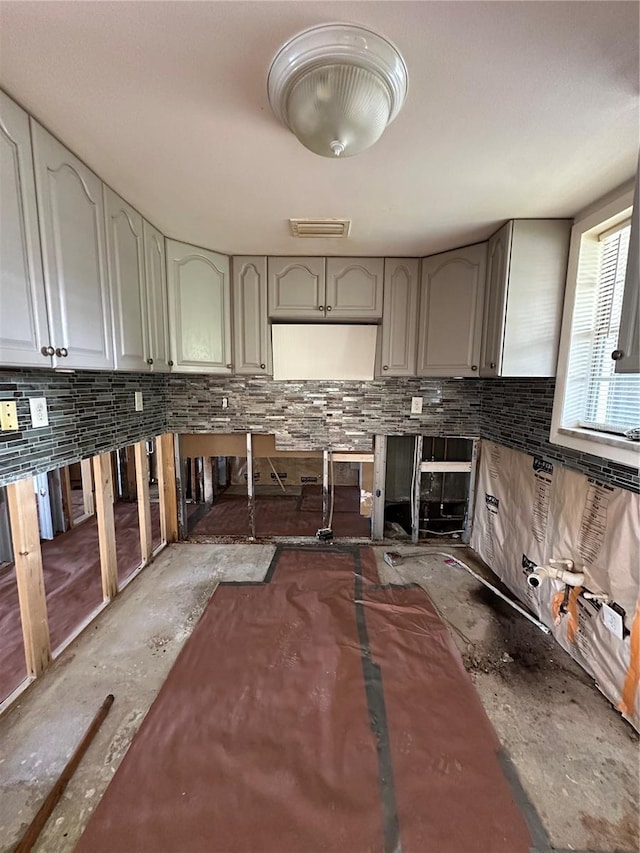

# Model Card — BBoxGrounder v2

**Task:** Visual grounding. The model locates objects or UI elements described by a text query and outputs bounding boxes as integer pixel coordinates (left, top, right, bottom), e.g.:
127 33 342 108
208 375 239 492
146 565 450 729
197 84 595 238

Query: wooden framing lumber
6 476 51 677
203 458 214 504
156 433 178 543
247 433 255 539
61 465 74 530
80 458 95 516
134 441 153 562
93 453 118 600
125 445 137 502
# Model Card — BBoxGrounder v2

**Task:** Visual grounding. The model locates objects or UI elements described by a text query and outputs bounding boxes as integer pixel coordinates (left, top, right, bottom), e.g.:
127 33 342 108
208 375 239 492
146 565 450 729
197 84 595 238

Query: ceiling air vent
289 218 351 238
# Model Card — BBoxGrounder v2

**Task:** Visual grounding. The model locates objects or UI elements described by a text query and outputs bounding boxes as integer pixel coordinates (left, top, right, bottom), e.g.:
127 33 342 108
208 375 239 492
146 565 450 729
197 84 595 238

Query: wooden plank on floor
93 453 118 600
81 458 95 516
135 441 153 562
157 434 178 543
6 476 52 677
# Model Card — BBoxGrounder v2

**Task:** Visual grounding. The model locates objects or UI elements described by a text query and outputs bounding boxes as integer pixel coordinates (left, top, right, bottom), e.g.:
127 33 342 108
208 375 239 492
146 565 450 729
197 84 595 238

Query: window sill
551 425 640 468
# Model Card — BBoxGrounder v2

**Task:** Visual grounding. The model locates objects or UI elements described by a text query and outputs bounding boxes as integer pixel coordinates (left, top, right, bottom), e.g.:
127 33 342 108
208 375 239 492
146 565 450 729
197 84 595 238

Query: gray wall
1 369 637 494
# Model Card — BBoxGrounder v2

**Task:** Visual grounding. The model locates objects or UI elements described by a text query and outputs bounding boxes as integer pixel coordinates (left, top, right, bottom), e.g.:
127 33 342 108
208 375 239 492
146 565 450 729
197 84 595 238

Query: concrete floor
0 542 637 853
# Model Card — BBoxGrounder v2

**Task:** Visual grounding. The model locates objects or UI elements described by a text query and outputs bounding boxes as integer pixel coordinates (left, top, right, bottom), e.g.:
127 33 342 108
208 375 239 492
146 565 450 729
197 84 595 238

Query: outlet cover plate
0 401 18 431
135 391 144 412
411 396 423 415
601 603 624 639
29 397 49 428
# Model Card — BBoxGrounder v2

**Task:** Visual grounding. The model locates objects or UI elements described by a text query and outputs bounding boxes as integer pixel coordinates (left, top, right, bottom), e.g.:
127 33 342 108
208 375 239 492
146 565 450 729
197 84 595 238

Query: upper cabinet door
233 257 271 375
614 168 639 373
0 92 51 367
418 243 487 377
379 259 419 376
31 121 113 370
166 240 231 373
143 220 171 372
268 257 325 319
480 222 511 376
104 186 148 371
325 258 384 318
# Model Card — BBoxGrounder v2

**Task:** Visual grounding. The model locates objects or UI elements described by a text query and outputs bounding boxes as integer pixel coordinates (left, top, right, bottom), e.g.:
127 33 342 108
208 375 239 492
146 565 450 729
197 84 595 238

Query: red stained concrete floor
0 501 161 703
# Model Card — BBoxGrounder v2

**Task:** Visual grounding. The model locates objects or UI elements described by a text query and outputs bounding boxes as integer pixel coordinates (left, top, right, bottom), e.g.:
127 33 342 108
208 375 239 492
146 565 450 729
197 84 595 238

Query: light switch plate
411 396 423 415
134 391 144 412
0 401 18 431
29 397 49 428
601 603 624 639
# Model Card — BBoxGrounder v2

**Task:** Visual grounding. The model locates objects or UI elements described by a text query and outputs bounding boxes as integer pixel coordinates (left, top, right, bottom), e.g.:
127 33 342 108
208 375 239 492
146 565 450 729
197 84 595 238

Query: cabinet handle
227 363 233 369
147 358 154 365
326 305 332 312
41 346 55 357
383 365 389 371
55 347 68 358
611 349 624 361
471 364 478 371
168 360 174 367
260 363 266 369
490 362 496 369
318 305 325 311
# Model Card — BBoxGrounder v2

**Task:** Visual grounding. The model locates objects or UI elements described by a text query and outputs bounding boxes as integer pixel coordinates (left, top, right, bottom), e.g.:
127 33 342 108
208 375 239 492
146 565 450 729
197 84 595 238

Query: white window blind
565 220 640 434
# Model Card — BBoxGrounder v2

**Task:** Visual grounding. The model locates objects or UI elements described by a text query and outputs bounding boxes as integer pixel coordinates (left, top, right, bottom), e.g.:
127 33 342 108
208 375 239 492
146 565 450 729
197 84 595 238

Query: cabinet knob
490 362 496 369
227 363 233 369
471 365 478 371
318 305 325 311
611 349 624 361
147 358 154 365
41 346 55 357
55 347 68 358
260 363 266 369
326 305 332 312
382 365 389 371
168 360 174 367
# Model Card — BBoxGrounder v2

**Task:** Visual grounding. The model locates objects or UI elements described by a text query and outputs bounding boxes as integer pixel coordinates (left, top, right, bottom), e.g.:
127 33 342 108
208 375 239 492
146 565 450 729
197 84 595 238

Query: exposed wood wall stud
247 433 255 538
7 477 52 677
80 458 94 516
157 433 179 543
93 453 118 600
135 441 153 562
61 466 74 531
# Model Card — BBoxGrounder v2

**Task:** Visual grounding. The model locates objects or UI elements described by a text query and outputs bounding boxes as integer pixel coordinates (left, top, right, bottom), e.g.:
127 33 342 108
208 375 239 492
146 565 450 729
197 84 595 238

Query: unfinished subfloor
0 543 637 853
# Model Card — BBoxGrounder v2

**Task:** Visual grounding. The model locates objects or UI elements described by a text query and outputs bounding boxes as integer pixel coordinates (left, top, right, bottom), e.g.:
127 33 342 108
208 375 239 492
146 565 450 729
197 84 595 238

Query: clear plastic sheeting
471 440 640 730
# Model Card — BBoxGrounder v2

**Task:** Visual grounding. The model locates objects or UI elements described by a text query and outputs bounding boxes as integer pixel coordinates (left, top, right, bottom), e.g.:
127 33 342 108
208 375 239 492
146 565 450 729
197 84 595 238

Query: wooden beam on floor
80 458 94 516
93 453 118 601
135 441 153 562
157 433 178 543
6 476 52 677
61 466 74 531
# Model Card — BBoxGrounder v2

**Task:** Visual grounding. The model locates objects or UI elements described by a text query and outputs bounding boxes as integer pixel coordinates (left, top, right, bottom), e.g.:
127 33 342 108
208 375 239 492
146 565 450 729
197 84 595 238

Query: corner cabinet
104 186 148 371
233 256 271 375
480 220 571 377
379 259 419 376
31 121 114 370
0 91 50 367
166 240 232 373
417 243 486 376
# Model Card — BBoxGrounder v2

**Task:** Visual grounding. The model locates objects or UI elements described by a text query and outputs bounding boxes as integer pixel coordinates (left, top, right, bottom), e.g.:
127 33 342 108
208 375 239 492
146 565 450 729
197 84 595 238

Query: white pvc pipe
527 565 585 588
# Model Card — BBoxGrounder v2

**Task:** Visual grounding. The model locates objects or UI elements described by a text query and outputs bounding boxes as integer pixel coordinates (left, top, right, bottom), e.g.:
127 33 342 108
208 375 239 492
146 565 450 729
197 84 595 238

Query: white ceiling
0 1 637 257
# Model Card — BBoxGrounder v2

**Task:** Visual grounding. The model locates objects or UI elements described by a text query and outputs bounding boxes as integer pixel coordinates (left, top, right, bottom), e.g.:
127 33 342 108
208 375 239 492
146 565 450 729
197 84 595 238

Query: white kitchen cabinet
31 121 113 370
379 259 419 376
480 219 571 377
143 221 171 372
325 258 384 318
0 91 51 367
166 240 231 373
268 257 325 319
233 256 271 374
104 186 148 371
417 243 486 377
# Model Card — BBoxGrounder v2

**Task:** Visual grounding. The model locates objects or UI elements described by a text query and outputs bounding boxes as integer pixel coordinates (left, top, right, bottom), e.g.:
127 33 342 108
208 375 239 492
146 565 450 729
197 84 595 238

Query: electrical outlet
411 396 423 415
0 401 18 431
29 397 49 428
601 603 624 639
222 397 228 409
134 391 144 412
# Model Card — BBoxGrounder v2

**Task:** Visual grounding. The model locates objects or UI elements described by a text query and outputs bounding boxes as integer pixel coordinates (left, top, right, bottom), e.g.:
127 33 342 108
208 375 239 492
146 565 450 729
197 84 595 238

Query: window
551 184 640 467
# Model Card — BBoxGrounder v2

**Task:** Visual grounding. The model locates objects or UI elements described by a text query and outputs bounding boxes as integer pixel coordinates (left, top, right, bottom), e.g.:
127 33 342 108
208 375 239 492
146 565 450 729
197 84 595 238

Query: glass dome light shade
268 23 408 158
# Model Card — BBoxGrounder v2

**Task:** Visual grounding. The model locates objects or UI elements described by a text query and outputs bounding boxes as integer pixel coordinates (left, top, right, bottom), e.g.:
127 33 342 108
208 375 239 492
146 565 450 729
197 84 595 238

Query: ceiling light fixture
268 23 408 159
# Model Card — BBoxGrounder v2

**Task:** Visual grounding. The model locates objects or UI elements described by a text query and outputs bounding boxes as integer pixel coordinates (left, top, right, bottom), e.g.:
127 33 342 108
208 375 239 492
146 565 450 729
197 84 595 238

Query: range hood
272 324 377 381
